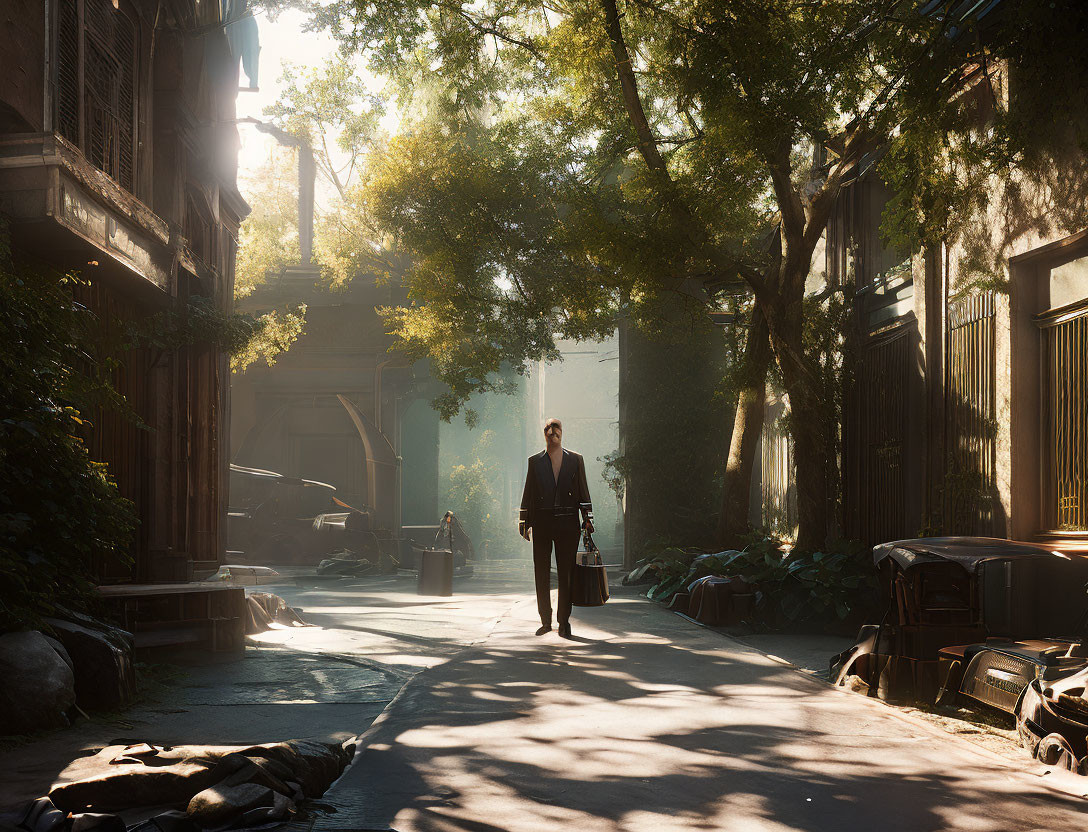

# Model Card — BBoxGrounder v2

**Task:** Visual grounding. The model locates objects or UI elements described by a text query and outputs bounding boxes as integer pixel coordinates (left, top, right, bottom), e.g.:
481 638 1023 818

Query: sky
235 9 336 180
234 8 403 213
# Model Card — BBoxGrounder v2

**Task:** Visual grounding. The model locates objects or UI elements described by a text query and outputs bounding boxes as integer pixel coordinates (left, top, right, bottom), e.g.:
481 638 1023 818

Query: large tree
260 0 1067 550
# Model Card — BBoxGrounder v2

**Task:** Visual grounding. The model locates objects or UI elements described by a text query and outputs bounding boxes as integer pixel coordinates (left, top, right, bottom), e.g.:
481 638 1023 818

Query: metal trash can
418 548 454 596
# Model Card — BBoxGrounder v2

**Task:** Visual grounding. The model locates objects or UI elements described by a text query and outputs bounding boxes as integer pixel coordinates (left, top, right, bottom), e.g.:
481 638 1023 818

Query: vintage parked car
831 536 1088 771
831 538 1088 700
1014 664 1088 773
228 464 388 566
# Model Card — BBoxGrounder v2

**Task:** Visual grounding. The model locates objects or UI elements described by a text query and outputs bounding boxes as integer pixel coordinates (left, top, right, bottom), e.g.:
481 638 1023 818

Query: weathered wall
231 270 426 530
619 298 730 564
0 2 44 133
1 0 247 581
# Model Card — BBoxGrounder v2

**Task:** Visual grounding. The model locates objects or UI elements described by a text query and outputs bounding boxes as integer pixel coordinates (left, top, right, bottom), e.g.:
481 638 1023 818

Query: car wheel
1036 733 1078 771
1014 684 1044 757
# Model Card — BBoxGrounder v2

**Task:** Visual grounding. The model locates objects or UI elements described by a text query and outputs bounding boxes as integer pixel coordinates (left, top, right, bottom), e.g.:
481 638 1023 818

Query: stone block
45 617 136 711
0 631 75 734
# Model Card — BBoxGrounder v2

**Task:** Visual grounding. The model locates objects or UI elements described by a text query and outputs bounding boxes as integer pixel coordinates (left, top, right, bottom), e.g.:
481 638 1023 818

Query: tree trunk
716 304 771 548
781 369 831 552
766 291 832 553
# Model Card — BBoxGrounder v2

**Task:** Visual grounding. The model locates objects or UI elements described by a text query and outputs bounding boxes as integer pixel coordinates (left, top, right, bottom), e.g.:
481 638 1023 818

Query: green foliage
645 556 695 602
0 246 136 632
131 296 263 357
444 459 494 546
230 306 308 374
264 57 385 198
256 0 1070 548
124 293 296 377
881 0 1088 291
371 122 621 419
0 222 284 630
623 542 699 598
633 534 878 628
236 147 300 298
261 57 401 292
439 386 528 557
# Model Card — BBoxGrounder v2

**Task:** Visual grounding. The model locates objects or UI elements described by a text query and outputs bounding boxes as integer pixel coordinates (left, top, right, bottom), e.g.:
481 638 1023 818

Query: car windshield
979 556 1088 640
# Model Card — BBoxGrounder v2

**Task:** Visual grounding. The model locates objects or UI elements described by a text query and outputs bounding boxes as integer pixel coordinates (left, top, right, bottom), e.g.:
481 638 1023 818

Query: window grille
944 292 997 534
56 0 80 144
54 0 138 192
858 326 910 543
1038 304 1088 532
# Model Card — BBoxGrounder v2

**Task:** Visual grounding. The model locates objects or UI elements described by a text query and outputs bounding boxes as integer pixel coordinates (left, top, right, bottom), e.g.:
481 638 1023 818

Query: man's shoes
535 624 552 636
558 623 572 639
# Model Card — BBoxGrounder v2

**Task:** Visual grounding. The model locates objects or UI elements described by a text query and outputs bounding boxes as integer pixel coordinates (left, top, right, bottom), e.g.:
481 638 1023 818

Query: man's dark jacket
519 449 594 534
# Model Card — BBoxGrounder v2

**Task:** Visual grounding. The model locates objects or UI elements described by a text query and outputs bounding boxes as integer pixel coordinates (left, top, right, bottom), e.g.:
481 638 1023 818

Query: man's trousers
531 517 580 627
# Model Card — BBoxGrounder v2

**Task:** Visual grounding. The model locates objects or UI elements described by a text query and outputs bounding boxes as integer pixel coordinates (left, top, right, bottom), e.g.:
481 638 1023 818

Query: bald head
544 418 563 450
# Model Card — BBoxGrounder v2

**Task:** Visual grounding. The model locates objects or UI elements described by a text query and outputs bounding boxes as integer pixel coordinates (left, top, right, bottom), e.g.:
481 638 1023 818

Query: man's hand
519 521 531 541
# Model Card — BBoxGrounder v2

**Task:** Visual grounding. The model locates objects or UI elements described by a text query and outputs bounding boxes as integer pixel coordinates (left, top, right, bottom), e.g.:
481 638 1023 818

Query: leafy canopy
257 0 983 418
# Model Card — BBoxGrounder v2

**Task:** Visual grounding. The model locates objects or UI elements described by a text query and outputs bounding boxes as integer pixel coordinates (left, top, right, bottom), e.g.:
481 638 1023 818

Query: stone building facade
0 0 250 582
830 72 1087 557
230 266 441 536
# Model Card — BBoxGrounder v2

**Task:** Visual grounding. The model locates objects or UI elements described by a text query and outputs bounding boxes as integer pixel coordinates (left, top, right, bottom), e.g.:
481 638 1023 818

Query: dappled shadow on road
329 611 1088 832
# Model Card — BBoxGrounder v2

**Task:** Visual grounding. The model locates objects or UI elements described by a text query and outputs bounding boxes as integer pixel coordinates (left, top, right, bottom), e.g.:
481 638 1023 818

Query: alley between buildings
6 570 1087 831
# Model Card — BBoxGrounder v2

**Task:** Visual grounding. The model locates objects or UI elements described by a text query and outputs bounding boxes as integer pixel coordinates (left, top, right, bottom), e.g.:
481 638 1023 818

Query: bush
630 534 880 628
0 246 136 632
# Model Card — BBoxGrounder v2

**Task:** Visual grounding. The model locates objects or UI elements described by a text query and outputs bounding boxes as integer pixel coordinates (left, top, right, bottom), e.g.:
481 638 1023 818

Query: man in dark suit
519 417 594 638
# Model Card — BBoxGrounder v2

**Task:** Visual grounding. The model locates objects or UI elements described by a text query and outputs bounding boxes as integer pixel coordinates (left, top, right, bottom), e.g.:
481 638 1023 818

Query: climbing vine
0 246 136 632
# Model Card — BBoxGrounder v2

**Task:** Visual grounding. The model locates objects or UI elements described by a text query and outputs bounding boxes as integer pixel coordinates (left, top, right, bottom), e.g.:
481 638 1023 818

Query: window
55 0 138 192
184 193 217 268
1038 302 1088 532
857 177 913 331
945 292 997 534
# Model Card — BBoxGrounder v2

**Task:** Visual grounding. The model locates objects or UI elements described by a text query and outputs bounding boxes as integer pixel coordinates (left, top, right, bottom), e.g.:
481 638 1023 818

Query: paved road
0 572 521 808
319 585 1088 832
5 566 1087 829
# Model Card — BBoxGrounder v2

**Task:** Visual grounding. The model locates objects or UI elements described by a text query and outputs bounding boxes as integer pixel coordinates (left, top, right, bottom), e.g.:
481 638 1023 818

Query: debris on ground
203 566 282 587
0 739 356 832
315 550 380 578
243 593 310 635
43 616 135 712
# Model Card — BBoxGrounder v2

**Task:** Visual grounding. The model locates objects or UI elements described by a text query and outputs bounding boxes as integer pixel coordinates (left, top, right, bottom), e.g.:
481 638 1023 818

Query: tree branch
766 144 805 252
600 0 771 301
442 3 545 62
601 0 669 176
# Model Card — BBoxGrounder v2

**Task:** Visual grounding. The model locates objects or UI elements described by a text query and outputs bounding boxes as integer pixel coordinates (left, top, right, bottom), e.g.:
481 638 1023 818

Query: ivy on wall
0 247 136 631
1 229 285 630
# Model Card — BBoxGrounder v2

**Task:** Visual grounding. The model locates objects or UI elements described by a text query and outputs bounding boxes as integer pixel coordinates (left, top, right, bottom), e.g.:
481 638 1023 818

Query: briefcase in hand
572 527 609 607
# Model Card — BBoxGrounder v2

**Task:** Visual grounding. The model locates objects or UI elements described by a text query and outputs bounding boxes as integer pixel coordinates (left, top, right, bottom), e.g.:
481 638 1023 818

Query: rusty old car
228 464 394 567
831 537 1088 770
831 538 1088 701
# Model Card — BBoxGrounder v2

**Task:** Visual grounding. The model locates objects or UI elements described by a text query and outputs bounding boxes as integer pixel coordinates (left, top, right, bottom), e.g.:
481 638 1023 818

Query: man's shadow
559 633 604 644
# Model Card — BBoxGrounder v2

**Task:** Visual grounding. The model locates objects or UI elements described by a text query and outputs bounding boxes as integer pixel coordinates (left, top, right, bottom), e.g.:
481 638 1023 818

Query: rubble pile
2 740 355 832
243 592 309 635
0 613 136 735
44 615 136 711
